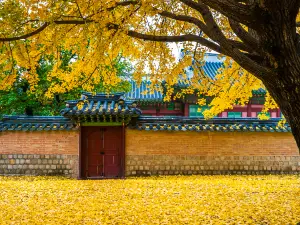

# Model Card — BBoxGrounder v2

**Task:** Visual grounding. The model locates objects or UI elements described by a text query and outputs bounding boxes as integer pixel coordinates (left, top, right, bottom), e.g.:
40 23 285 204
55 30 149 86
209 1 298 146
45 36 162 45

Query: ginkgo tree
0 0 299 150
0 50 132 117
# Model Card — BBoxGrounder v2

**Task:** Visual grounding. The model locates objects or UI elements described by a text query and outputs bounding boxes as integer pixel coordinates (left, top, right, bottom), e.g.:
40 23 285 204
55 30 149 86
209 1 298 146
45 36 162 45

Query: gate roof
60 92 142 124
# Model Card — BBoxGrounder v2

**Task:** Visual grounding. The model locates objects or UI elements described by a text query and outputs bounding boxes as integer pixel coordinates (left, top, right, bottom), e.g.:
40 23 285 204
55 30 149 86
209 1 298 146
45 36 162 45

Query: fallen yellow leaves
0 175 299 225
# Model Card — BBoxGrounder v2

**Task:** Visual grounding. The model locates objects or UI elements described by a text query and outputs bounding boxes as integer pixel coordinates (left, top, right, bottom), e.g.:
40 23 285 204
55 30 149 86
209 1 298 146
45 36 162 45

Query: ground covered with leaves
0 175 299 224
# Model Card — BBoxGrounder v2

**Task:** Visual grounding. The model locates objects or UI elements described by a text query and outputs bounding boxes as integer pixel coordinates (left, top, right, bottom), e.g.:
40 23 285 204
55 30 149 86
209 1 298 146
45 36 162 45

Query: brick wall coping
0 115 290 133
0 116 77 132
133 116 290 132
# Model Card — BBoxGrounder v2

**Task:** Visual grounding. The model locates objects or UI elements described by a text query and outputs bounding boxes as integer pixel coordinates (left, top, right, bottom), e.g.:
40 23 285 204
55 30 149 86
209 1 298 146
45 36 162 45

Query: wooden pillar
247 103 252 117
78 126 82 179
277 108 281 117
184 103 189 117
156 108 160 116
121 123 125 178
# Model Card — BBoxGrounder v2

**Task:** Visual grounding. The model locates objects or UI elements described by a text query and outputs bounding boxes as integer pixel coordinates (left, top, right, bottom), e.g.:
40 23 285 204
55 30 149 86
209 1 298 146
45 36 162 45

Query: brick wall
126 130 299 156
1 129 300 177
0 131 79 177
0 131 79 155
125 130 300 175
0 154 78 178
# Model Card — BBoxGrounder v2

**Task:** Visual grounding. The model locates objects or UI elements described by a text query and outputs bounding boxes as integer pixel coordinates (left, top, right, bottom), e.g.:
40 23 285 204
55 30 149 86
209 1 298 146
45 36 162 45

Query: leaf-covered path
0 175 299 224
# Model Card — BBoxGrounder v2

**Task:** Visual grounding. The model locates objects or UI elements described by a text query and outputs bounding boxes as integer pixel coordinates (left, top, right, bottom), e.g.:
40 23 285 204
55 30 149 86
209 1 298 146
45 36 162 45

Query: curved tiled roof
125 61 223 101
61 92 141 123
125 60 265 101
202 61 223 79
125 81 163 101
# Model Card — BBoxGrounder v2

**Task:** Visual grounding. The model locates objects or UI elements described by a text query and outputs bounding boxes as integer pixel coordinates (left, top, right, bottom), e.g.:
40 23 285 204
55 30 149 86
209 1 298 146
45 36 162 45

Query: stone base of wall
0 154 79 178
125 155 300 176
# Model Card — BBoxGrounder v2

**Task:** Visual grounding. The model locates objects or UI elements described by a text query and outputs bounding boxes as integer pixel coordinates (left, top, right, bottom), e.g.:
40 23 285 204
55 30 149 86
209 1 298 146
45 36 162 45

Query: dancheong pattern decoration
60 92 142 124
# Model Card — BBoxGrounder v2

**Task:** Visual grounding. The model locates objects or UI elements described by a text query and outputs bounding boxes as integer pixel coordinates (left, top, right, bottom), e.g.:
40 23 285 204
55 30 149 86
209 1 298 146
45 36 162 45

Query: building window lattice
189 105 209 117
227 112 242 118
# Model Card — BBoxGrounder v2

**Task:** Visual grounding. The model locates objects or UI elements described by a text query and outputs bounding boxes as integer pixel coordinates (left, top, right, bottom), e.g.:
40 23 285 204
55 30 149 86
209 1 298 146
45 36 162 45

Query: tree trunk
250 1 300 151
262 58 300 150
266 80 300 150
262 54 300 151
283 106 300 151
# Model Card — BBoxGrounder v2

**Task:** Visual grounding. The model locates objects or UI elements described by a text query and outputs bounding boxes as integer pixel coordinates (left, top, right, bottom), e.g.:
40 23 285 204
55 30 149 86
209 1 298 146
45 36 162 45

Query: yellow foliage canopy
0 0 299 117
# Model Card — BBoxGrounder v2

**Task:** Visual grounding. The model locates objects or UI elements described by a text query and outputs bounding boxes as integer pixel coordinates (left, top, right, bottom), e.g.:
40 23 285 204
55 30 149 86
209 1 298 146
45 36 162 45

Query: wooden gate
80 126 124 179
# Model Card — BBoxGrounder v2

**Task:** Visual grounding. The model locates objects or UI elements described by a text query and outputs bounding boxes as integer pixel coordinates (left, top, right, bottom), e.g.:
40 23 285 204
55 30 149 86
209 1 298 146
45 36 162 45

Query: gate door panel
103 127 122 177
81 126 123 178
87 130 103 177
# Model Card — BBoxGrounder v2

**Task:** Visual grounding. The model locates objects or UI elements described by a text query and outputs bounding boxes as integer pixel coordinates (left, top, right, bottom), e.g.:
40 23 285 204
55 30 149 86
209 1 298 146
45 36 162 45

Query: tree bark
251 0 300 150
264 75 300 149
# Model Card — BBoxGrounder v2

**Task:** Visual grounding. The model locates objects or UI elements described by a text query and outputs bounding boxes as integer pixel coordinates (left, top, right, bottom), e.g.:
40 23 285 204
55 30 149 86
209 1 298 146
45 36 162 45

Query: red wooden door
87 128 103 177
81 126 123 178
103 127 122 177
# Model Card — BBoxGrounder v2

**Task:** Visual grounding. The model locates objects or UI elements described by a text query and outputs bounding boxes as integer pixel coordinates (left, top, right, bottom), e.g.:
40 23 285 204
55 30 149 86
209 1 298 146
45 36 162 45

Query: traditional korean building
0 54 299 178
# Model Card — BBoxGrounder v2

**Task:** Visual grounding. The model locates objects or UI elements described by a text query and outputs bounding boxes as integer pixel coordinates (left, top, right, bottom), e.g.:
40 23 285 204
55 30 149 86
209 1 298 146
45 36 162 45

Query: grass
0 175 299 224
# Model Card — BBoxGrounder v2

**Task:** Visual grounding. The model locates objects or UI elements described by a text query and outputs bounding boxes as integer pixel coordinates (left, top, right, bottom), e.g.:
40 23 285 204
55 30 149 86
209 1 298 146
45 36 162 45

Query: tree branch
227 39 255 53
0 23 49 42
175 1 271 79
229 49 274 80
0 0 275 81
126 30 226 54
0 0 139 42
158 10 208 33
85 1 140 19
107 0 139 10
179 1 229 45
74 1 84 19
54 20 94 24
179 0 257 28
296 33 300 54
228 19 260 51
157 10 252 52
199 0 257 28
0 20 94 42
